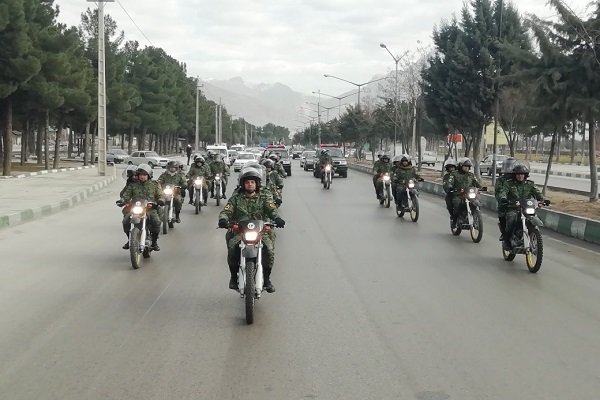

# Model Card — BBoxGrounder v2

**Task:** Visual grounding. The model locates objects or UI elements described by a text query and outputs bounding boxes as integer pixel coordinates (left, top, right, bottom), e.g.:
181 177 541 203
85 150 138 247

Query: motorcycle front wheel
216 184 221 206
162 205 169 234
194 189 200 214
129 227 142 269
410 195 419 222
470 210 483 243
245 261 256 324
384 186 391 208
396 203 404 218
526 228 543 273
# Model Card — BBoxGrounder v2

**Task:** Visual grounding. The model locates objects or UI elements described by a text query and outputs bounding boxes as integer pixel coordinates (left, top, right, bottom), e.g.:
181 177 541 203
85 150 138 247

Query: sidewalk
0 166 117 229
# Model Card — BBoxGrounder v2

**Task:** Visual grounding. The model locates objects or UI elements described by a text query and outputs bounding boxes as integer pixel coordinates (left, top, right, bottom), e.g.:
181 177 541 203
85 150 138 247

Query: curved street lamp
315 90 358 119
380 43 409 155
323 74 388 108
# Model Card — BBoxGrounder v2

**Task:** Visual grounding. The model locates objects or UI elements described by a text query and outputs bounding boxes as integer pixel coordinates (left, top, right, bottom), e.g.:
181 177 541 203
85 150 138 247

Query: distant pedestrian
186 144 193 165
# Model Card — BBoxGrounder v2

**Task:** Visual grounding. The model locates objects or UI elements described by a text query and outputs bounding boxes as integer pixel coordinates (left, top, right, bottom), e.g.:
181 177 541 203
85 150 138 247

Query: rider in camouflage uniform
373 154 392 199
447 158 481 228
316 149 333 183
262 158 284 207
442 159 457 219
269 153 287 178
494 157 516 241
497 161 545 249
119 165 139 249
186 155 211 205
119 164 163 251
391 155 421 208
218 168 285 293
208 151 230 199
157 161 187 223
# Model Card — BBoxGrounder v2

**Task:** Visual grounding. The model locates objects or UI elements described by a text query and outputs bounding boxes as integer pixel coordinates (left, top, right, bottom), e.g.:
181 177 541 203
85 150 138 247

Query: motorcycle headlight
244 231 259 242
383 175 390 181
163 187 173 196
215 175 221 181
408 180 415 188
525 207 536 215
194 178 202 185
132 205 144 215
325 165 332 171
468 192 477 199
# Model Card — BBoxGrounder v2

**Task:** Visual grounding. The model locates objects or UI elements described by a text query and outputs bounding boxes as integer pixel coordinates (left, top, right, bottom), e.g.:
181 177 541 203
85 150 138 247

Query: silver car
127 151 170 168
479 154 509 176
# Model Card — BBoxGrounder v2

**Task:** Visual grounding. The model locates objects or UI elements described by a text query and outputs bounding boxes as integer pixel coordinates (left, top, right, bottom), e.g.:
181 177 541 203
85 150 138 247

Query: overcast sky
54 0 592 96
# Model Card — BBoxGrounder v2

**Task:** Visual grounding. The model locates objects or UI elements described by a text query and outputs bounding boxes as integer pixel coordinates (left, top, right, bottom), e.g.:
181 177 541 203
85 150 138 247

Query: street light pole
380 44 409 156
491 0 504 185
316 91 357 119
323 74 388 108
195 76 203 152
88 0 114 176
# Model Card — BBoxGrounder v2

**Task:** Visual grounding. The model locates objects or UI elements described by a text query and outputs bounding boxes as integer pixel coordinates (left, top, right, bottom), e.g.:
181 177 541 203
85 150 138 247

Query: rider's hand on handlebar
274 217 286 228
218 219 229 228
115 199 124 207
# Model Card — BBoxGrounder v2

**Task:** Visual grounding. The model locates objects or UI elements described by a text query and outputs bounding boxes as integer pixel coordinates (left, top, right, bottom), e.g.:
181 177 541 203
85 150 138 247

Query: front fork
130 217 148 250
521 214 531 250
238 241 263 298
168 197 174 220
465 199 474 226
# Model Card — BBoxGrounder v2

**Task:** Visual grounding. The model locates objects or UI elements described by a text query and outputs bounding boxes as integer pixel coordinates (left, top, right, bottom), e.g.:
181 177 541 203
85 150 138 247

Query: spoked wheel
194 190 200 214
326 178 331 190
244 261 256 325
409 195 419 222
216 184 221 206
470 210 483 243
384 186 391 208
526 229 544 273
129 228 142 269
162 206 169 234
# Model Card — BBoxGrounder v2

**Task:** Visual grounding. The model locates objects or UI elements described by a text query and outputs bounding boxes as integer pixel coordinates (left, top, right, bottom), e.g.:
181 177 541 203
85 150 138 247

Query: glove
274 198 282 206
115 199 125 207
218 219 229 228
157 199 165 206
274 217 285 228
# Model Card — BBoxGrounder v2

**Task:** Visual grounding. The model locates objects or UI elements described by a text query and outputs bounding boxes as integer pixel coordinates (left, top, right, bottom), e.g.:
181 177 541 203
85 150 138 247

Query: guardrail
349 163 600 246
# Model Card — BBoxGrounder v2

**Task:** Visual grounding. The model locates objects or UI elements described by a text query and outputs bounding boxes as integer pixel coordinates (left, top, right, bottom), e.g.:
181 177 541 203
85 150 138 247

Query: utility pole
195 77 202 152
491 0 504 185
214 105 218 144
88 0 114 176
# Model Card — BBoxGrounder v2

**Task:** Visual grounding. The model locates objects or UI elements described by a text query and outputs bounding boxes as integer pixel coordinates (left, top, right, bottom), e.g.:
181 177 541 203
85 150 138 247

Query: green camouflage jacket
391 165 420 184
494 175 509 201
497 178 544 209
266 169 284 189
157 171 187 188
120 180 162 203
209 160 230 176
119 178 137 198
317 154 333 167
274 162 287 177
442 172 452 193
218 189 279 222
447 170 481 193
186 163 211 179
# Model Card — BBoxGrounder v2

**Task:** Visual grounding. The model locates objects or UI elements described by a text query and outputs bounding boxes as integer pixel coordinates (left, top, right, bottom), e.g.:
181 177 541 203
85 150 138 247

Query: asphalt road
1 162 599 399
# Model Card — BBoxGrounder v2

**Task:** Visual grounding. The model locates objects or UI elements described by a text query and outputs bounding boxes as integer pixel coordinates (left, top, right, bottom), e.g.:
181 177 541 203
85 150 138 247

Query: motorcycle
224 220 275 325
322 164 333 190
191 176 206 214
502 199 550 273
161 185 180 234
213 174 223 205
379 173 391 208
396 178 423 221
117 200 156 270
451 186 487 243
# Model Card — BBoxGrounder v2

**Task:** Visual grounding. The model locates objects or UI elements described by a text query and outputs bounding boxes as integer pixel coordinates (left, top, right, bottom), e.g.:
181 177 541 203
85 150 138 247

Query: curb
0 165 97 179
0 171 117 230
530 168 592 179
349 164 600 246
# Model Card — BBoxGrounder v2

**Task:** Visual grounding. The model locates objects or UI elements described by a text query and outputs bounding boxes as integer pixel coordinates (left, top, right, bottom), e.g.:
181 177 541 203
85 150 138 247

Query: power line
115 0 154 47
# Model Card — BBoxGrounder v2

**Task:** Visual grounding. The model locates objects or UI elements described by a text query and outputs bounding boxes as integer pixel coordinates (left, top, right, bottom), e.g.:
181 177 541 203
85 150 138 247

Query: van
206 145 230 165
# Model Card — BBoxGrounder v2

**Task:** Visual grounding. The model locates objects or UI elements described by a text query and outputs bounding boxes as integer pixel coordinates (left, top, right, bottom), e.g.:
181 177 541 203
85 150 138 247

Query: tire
340 171 348 178
410 195 419 222
470 209 483 243
384 186 391 208
396 204 404 218
216 184 221 206
194 190 200 214
451 218 462 236
526 229 543 273
303 164 307 171
162 205 169 234
287 169 292 176
129 227 142 270
245 261 256 324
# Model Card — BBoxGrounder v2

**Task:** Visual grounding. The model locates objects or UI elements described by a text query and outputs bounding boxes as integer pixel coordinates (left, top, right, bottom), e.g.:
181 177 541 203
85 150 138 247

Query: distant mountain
200 76 388 134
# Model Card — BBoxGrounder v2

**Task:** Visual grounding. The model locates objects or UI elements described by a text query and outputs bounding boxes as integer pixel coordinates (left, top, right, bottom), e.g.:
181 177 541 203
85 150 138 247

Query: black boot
150 233 160 251
175 212 181 223
263 267 276 293
122 232 130 249
229 265 238 290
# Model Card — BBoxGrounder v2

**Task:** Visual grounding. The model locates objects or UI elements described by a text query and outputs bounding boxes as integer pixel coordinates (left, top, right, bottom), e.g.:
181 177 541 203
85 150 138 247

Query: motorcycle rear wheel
410 195 419 222
526 229 543 273
129 227 142 269
245 261 256 324
162 205 169 234
470 210 483 243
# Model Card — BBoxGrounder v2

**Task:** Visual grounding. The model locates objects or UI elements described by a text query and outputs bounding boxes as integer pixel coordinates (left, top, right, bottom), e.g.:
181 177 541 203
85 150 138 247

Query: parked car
127 151 170 168
480 154 509 176
109 149 130 164
417 151 438 167
301 150 316 170
94 152 115 164
233 152 258 172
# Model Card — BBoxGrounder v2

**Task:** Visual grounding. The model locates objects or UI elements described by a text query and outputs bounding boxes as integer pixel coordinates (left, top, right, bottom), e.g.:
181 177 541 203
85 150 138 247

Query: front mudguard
242 244 260 259
527 216 544 228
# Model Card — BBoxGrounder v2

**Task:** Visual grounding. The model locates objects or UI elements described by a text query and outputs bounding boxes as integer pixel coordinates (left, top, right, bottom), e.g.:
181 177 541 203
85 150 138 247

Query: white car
127 151 170 168
233 152 258 172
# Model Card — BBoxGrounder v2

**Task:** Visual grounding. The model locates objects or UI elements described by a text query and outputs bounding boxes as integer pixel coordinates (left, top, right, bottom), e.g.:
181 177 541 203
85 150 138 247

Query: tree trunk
53 121 63 169
472 126 483 181
587 116 598 201
535 133 541 159
67 128 73 159
570 120 576 164
120 131 125 150
21 118 29 165
555 133 561 162
2 98 12 176
128 125 134 154
139 127 147 151
542 127 557 196
44 111 50 170
83 122 90 166
28 124 35 158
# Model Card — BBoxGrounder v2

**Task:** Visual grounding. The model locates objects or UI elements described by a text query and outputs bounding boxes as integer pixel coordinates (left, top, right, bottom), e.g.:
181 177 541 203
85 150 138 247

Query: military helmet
136 163 153 177
512 161 530 176
239 167 262 187
444 159 457 171
400 154 410 163
195 155 205 163
381 154 390 162
269 153 279 161
262 158 275 169
167 160 178 172
123 165 137 179
501 157 517 175
392 155 402 164
459 158 472 168
376 151 384 159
